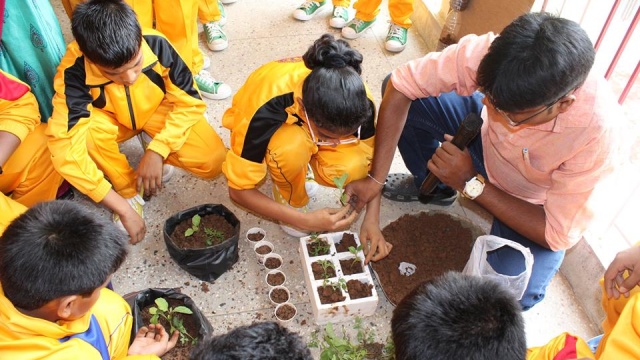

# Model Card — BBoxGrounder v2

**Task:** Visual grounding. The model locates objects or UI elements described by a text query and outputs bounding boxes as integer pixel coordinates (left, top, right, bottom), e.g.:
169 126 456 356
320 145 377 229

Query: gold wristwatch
462 174 485 200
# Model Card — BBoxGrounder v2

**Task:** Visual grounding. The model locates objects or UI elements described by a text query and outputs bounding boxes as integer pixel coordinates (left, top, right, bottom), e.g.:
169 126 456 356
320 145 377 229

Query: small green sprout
332 173 349 205
184 214 201 236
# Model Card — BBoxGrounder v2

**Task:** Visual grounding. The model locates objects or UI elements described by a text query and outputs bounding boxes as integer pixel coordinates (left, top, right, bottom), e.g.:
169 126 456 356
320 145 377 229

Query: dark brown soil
171 214 236 249
335 232 357 253
317 285 346 304
264 257 282 269
141 298 199 359
255 245 272 255
200 282 209 293
371 211 480 306
270 288 289 303
311 260 336 280
346 279 373 299
306 237 331 256
247 231 265 241
266 272 285 286
363 342 385 359
275 303 296 321
339 258 364 275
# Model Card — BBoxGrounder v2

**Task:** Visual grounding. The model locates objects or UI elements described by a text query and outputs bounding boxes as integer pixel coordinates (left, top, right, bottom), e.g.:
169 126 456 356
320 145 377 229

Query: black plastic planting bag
126 288 213 345
164 204 240 282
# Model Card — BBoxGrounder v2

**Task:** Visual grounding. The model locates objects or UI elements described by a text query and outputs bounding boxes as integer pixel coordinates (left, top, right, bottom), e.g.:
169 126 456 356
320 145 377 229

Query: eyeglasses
487 94 564 127
304 109 360 146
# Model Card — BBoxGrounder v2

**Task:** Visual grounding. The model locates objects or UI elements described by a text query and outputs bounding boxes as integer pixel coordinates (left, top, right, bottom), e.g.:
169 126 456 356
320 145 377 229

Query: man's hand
128 324 179 357
136 149 164 197
344 177 383 212
604 245 640 299
427 134 476 191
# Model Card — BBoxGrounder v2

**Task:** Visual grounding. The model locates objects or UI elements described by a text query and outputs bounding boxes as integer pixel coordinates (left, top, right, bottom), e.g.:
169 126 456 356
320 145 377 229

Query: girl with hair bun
222 34 392 263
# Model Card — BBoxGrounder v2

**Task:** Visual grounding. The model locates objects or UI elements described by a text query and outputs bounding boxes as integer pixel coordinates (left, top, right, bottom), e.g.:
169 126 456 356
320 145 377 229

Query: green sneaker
194 71 231 100
341 17 376 39
329 6 349 29
292 1 326 21
204 21 228 51
385 23 408 52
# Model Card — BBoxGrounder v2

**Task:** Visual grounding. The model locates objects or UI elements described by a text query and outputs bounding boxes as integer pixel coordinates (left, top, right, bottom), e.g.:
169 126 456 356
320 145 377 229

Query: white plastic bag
462 235 534 300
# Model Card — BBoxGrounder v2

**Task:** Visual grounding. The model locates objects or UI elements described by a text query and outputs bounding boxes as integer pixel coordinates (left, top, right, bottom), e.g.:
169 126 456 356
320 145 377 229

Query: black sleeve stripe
360 99 376 140
143 68 166 94
143 34 200 100
240 93 295 163
63 56 93 132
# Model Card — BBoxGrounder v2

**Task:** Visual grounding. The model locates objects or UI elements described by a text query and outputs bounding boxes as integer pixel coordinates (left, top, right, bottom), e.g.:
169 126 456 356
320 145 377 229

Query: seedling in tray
148 298 196 345
308 233 331 256
314 259 336 281
349 245 363 266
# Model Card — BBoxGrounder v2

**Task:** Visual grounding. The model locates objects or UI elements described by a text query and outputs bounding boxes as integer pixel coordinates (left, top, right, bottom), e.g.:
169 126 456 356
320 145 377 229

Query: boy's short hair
190 321 313 360
0 201 128 310
71 0 142 68
477 12 595 112
391 271 526 360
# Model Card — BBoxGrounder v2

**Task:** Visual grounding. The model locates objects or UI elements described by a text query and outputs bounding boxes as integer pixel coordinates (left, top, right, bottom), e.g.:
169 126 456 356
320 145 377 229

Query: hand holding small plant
148 298 196 345
332 173 349 206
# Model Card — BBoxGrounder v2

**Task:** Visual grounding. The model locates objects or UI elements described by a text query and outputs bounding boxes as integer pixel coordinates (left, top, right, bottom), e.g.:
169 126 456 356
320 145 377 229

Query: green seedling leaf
192 214 201 227
333 173 349 190
154 297 169 312
150 314 159 324
172 306 193 314
148 307 158 315
185 228 195 237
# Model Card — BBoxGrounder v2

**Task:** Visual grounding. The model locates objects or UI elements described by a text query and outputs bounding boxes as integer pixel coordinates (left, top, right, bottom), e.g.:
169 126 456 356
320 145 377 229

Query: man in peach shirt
346 12 621 310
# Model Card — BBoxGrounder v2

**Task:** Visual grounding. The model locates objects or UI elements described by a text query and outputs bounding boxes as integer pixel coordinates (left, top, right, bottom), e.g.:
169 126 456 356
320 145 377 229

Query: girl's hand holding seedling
128 323 179 357
302 206 358 232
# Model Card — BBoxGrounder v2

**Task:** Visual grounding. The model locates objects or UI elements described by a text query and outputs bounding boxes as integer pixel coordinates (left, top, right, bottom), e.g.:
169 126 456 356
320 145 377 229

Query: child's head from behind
72 0 142 85
301 34 372 138
392 271 526 360
0 201 128 318
190 321 312 360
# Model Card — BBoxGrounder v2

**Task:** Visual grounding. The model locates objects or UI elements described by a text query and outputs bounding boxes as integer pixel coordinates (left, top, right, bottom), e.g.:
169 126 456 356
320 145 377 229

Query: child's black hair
392 271 526 360
71 0 142 68
477 12 595 112
190 321 312 360
0 201 128 310
302 34 373 135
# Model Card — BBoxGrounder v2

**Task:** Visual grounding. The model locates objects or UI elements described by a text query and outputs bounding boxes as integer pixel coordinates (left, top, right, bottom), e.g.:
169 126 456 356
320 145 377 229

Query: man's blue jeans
385 76 565 310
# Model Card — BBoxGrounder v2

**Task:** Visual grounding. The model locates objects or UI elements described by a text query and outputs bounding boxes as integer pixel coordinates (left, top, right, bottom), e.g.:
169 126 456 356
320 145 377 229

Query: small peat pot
263 253 283 270
253 240 274 264
125 288 213 359
246 227 266 243
268 285 290 305
274 302 297 323
265 269 286 287
164 204 240 282
299 231 378 325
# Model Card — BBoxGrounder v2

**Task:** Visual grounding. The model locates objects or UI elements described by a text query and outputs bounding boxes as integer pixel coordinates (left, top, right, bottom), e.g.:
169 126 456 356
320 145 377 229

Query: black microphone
419 113 483 196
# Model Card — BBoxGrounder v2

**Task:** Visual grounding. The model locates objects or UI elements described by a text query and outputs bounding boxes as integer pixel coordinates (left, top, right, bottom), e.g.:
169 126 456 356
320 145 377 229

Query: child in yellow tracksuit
0 70 63 234
48 0 227 244
0 201 178 359
528 243 640 359
223 34 391 263
61 0 231 100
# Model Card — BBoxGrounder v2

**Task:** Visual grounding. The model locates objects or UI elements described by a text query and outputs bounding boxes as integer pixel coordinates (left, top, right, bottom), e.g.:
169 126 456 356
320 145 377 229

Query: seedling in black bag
184 214 225 246
148 298 196 345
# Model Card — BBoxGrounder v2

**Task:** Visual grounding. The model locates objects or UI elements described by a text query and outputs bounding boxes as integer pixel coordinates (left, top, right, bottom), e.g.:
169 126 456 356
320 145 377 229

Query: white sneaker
203 21 229 51
272 184 311 237
329 6 349 29
113 194 145 232
305 165 319 197
293 1 326 21
203 55 211 70
137 132 176 184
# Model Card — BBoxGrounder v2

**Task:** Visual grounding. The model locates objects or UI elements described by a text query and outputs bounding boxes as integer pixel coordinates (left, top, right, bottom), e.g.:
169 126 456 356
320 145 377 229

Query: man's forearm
369 80 413 180
474 181 549 248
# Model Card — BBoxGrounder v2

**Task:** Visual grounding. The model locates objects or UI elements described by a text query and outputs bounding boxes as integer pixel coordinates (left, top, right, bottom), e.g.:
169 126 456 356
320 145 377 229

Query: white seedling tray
299 231 378 325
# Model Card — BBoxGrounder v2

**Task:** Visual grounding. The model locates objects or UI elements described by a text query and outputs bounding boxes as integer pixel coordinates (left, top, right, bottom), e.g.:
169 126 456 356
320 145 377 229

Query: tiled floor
50 0 599 354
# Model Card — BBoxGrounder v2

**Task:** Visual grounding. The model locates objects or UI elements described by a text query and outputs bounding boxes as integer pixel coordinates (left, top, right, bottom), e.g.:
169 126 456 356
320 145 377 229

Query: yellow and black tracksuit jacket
47 29 206 203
